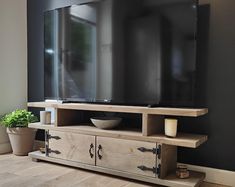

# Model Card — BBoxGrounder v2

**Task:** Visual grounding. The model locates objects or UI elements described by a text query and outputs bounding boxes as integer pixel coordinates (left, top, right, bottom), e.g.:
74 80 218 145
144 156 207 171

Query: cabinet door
96 137 156 177
48 130 95 165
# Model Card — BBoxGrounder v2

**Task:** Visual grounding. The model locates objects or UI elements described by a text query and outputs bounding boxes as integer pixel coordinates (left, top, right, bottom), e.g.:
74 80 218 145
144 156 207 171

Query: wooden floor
0 154 228 187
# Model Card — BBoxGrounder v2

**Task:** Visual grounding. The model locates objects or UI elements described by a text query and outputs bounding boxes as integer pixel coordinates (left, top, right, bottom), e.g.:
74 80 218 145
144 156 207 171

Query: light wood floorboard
0 154 229 187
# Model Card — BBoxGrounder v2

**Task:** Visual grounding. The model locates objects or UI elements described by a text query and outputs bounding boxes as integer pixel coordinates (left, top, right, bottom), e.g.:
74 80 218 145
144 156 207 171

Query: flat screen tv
44 0 198 107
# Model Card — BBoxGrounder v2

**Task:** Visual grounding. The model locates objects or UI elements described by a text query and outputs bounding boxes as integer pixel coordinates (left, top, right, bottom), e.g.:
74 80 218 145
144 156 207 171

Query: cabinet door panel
96 137 156 177
49 130 95 165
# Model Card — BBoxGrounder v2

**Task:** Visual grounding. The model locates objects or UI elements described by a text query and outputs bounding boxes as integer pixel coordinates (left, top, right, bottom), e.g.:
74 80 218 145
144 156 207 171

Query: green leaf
0 109 38 128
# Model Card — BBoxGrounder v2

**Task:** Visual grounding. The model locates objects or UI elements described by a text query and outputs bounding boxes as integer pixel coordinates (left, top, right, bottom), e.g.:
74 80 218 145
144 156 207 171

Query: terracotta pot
7 127 37 156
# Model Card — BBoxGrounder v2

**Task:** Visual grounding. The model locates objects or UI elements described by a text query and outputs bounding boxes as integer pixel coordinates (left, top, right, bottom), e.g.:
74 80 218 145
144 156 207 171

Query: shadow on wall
178 3 211 167
0 126 12 154
195 4 211 108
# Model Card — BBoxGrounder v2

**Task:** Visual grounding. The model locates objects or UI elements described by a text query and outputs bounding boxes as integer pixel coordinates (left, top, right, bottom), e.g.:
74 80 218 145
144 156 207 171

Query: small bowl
91 117 122 129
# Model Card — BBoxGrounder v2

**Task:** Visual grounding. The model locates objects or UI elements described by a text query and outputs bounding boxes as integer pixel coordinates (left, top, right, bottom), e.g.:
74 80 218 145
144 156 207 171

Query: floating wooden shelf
29 151 205 187
28 102 208 117
29 123 207 148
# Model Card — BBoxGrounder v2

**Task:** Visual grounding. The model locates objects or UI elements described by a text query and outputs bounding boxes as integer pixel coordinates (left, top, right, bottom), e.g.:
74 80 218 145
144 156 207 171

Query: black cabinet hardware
48 134 61 140
89 143 94 158
137 164 161 176
48 149 61 154
97 145 102 159
137 145 161 159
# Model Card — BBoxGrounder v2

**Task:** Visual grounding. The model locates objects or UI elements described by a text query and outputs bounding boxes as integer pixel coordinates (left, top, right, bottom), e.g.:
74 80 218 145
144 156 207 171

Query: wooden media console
28 102 208 187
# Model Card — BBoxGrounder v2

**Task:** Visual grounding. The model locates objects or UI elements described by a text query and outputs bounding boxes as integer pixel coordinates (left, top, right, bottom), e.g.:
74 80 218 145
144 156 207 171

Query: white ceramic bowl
90 117 122 129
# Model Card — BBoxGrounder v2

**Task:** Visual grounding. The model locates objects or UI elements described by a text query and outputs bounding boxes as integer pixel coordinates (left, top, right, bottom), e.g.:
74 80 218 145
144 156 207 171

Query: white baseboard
33 140 234 186
179 163 235 187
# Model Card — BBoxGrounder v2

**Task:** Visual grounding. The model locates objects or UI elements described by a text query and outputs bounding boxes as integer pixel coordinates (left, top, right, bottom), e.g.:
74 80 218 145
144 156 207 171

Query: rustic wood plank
48 130 96 165
142 113 164 136
0 173 19 186
158 144 177 179
0 154 227 187
28 101 58 108
147 107 208 117
150 133 208 148
27 101 209 187
96 136 157 177
29 123 207 148
124 183 156 187
36 170 94 187
200 183 231 187
70 174 128 187
29 151 206 187
28 102 208 117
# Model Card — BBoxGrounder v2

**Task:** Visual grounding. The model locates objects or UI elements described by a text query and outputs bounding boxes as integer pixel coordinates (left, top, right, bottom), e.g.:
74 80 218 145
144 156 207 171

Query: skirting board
179 163 235 187
34 140 234 187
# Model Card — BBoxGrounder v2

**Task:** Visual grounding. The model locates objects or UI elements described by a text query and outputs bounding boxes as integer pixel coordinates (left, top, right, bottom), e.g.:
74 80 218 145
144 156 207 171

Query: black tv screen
44 0 198 107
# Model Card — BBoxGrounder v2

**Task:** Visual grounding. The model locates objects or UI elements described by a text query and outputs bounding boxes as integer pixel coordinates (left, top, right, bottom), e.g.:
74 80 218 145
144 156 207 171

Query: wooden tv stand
28 102 208 187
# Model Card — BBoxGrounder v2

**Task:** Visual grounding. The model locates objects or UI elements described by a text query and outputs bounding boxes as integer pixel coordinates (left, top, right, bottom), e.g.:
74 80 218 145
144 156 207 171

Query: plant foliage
0 110 38 128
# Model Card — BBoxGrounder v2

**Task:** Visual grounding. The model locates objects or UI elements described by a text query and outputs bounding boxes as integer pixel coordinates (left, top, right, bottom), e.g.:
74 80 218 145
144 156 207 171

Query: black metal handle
89 143 94 158
97 145 102 159
48 134 61 140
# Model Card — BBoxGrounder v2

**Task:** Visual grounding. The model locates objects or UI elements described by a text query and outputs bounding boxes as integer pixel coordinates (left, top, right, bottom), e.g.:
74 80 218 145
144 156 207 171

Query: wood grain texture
48 130 95 165
142 113 164 136
146 108 208 117
0 154 228 187
28 101 59 108
28 102 208 117
54 108 58 126
96 136 157 177
158 144 177 179
27 102 209 186
29 123 207 148
29 151 206 187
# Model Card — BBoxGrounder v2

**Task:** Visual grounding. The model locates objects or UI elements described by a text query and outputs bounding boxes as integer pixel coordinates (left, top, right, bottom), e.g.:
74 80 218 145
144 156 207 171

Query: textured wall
178 0 235 171
0 0 27 114
0 0 27 153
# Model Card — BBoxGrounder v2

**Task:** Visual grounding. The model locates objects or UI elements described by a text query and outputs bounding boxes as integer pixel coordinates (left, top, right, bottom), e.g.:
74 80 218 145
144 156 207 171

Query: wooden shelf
29 122 207 148
162 171 205 187
28 101 208 186
28 102 208 117
29 151 205 187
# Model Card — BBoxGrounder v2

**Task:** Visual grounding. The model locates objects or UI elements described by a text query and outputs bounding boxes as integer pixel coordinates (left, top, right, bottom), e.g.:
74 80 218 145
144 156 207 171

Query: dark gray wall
28 0 235 171
179 0 235 171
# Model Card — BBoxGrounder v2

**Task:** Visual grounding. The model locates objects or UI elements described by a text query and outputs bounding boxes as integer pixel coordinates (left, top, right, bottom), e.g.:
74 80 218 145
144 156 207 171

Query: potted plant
0 109 38 156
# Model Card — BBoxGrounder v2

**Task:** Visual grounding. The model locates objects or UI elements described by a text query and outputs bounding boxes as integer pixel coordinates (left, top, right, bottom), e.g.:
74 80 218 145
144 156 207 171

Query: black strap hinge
156 145 161 159
137 165 156 173
137 145 161 158
47 134 61 140
156 164 161 177
47 148 61 154
137 164 161 176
